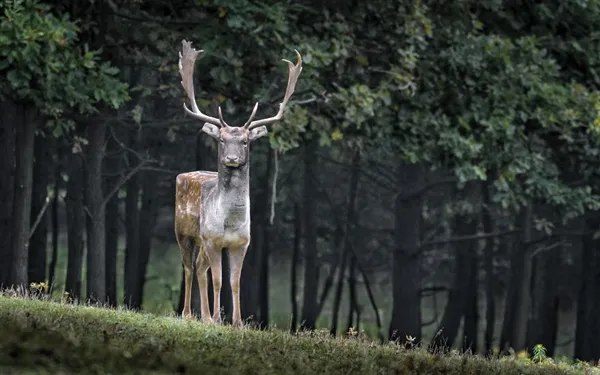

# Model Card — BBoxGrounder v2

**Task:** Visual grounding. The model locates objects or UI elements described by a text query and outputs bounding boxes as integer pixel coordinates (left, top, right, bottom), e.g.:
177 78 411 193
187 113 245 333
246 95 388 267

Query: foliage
0 294 596 375
0 0 129 136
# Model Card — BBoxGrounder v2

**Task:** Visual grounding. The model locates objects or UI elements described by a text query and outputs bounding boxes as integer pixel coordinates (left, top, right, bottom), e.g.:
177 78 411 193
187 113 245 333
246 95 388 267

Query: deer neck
217 164 250 230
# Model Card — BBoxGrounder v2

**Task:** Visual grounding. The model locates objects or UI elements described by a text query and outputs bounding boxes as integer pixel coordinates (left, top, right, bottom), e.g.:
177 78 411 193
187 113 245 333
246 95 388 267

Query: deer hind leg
207 247 223 324
176 234 194 320
229 244 249 328
195 238 213 323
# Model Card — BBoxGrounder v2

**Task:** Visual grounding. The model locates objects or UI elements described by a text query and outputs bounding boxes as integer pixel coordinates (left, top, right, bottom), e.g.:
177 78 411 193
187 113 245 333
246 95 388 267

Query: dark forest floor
0 293 596 375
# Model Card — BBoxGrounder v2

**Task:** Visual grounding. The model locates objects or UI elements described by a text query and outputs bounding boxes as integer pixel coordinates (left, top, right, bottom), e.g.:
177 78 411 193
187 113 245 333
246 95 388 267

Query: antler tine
243 102 260 128
179 39 223 127
217 106 231 128
246 49 303 130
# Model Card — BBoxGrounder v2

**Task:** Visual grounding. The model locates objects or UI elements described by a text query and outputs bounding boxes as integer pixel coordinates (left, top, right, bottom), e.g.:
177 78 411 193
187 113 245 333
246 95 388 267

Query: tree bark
345 254 358 333
388 162 424 343
290 203 301 333
257 147 274 328
300 139 319 330
136 171 159 309
28 131 50 285
11 104 37 288
481 180 495 355
500 205 533 352
574 215 599 361
330 151 360 336
85 122 107 303
104 136 120 307
124 129 140 308
0 99 17 287
48 144 61 293
429 183 478 352
65 148 86 300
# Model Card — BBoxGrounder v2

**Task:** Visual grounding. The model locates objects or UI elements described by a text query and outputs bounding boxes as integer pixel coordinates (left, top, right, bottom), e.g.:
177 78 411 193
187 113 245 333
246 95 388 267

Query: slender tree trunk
300 139 319 330
28 131 50 284
481 180 495 355
124 128 140 308
388 162 424 343
48 147 61 293
104 136 120 307
330 248 349 335
330 151 361 336
462 248 479 353
11 105 38 288
290 203 301 333
499 205 533 352
574 215 598 361
511 204 533 352
345 254 358 333
65 149 86 300
0 99 17 287
257 147 274 327
429 194 478 352
85 122 107 303
136 171 159 309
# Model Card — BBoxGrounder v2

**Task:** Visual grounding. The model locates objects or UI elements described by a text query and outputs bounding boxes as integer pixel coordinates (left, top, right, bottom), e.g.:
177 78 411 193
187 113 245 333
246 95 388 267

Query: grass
0 293 597 375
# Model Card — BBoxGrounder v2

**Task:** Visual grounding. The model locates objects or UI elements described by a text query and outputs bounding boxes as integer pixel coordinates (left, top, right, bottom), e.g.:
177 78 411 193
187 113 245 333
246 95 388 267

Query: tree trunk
48 144 61 293
124 129 140 308
526 248 559 356
462 247 479 353
330 151 361 336
481 180 495 354
28 129 50 285
65 150 86 300
0 99 17 287
388 162 424 343
11 105 37 288
104 136 120 307
300 139 319 330
85 122 107 303
290 202 301 333
257 147 274 328
345 254 358 333
574 215 599 361
136 171 159 309
511 205 533 352
330 248 348 335
429 184 478 352
500 205 533 352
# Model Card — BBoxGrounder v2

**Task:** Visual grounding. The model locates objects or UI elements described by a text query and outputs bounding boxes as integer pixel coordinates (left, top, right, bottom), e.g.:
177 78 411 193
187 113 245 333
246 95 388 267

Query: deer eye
243 140 248 146
219 138 224 144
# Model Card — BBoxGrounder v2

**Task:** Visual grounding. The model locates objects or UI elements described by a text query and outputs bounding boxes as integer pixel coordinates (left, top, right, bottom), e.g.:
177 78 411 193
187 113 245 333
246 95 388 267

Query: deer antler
179 40 230 128
245 50 303 130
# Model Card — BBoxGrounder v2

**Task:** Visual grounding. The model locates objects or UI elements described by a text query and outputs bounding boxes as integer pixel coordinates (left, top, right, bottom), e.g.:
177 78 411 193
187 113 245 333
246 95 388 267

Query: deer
174 39 303 328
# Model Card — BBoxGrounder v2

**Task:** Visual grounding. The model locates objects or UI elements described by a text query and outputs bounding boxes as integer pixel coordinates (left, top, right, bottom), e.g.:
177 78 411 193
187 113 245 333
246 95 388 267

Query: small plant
532 344 547 363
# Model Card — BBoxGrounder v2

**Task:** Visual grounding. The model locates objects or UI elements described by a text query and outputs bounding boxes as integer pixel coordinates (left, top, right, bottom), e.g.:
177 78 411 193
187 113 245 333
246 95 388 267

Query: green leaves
0 0 128 135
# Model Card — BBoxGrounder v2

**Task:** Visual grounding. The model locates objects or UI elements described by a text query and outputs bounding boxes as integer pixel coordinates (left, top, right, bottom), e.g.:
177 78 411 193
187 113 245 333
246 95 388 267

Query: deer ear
249 126 268 142
202 123 220 139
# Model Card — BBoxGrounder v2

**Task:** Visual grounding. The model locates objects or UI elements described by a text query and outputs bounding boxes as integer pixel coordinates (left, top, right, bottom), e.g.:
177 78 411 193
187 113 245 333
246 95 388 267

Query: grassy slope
0 296 596 375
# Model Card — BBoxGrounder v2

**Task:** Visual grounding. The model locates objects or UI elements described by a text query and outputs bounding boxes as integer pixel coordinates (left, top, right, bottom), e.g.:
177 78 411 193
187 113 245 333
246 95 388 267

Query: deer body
174 40 302 327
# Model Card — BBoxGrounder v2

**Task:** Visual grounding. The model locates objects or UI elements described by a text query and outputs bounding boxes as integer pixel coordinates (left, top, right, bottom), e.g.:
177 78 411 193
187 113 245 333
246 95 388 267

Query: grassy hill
0 293 596 375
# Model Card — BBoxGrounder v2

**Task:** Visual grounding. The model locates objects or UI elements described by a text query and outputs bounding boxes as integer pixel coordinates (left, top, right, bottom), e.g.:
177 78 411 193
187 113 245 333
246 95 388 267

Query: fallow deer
174 40 303 327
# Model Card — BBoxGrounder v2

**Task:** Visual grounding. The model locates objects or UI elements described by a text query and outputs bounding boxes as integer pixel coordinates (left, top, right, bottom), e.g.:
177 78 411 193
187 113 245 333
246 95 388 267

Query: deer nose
224 155 240 166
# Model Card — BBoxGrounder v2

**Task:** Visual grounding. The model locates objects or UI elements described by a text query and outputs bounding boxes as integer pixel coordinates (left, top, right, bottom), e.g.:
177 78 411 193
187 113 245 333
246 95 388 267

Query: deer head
178 39 303 169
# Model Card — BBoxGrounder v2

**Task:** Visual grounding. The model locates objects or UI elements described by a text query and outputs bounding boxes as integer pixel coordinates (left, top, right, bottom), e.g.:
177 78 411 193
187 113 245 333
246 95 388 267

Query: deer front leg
229 244 248 328
208 249 223 324
195 242 213 323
